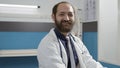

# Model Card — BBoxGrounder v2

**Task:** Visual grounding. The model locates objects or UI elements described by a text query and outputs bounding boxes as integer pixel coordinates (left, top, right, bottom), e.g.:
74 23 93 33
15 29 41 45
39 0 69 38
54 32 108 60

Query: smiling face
52 3 75 34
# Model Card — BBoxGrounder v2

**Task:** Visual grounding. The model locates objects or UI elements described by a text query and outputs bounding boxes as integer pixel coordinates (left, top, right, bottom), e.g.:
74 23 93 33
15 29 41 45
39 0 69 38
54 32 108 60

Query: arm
77 38 103 68
37 40 66 68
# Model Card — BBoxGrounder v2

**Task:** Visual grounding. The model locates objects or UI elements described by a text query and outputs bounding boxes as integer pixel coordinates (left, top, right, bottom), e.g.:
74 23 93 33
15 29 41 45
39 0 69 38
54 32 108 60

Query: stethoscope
57 34 84 59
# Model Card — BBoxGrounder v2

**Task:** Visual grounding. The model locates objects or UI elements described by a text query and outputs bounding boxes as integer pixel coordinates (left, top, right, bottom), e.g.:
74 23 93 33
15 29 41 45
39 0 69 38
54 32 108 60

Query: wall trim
0 21 54 32
0 49 37 57
83 21 97 32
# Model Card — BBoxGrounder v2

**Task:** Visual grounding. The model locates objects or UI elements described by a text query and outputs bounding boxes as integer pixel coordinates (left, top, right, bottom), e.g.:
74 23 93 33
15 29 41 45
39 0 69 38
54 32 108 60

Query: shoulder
38 28 59 50
41 28 58 44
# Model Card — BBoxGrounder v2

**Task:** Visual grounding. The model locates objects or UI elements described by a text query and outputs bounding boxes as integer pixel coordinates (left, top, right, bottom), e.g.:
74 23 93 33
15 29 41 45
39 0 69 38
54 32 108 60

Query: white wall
118 0 120 63
82 0 97 22
0 0 82 22
98 0 120 66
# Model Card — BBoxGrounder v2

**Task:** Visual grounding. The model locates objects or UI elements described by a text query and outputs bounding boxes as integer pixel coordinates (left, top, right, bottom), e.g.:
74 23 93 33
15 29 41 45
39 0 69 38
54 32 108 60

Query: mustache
61 20 72 24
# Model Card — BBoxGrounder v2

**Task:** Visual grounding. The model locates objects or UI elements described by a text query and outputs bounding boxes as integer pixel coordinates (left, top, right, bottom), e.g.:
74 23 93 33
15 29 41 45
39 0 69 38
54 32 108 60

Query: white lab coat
37 28 103 68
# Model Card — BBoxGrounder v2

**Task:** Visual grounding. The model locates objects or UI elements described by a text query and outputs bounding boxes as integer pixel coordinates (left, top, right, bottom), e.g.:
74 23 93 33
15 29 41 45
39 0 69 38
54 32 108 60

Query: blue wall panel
0 32 120 68
83 32 120 68
0 32 48 49
0 56 38 68
82 32 98 60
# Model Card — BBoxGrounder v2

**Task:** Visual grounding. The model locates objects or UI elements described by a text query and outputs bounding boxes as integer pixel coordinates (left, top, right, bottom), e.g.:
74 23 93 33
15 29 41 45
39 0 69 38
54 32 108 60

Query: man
37 1 103 68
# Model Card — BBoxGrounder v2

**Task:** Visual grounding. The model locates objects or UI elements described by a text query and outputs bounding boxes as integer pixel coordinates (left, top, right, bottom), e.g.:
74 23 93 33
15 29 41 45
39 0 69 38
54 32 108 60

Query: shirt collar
54 28 67 41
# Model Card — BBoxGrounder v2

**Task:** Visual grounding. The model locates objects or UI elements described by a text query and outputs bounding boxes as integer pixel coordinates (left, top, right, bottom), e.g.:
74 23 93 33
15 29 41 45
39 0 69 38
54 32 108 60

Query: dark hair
52 1 75 15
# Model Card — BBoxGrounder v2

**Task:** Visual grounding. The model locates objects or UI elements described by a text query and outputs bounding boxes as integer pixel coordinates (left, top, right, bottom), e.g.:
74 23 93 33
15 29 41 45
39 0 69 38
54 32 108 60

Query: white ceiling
0 0 38 5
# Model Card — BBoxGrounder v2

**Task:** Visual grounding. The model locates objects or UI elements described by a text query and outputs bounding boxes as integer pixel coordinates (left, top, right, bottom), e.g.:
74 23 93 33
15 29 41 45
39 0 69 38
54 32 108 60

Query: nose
64 15 70 21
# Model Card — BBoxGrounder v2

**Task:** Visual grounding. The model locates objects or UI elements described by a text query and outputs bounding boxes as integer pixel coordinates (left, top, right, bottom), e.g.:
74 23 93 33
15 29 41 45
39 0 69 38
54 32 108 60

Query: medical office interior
0 0 120 68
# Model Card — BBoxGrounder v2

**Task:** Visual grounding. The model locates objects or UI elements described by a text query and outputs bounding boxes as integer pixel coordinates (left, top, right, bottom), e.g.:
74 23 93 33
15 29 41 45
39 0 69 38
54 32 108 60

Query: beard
54 19 75 33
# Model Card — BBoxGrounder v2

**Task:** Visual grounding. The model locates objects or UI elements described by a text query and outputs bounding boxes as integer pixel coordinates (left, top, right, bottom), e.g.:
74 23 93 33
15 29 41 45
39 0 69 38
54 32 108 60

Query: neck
60 32 68 37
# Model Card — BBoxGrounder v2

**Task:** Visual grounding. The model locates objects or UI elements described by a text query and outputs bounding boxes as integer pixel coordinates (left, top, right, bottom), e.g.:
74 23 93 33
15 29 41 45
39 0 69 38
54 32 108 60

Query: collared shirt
54 28 78 68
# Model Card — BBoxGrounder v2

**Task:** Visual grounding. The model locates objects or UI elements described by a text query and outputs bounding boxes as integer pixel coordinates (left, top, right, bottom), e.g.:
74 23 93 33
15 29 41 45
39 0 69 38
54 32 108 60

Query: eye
59 13 64 16
68 13 73 17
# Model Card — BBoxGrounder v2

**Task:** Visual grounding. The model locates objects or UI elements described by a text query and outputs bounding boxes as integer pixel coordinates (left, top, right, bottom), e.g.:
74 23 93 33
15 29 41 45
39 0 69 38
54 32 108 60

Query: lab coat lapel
58 39 68 67
51 28 68 67
70 36 86 68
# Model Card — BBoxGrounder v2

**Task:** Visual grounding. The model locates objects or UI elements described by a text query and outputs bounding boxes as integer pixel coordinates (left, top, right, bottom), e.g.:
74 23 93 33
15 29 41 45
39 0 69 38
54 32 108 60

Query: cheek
71 16 75 20
56 17 62 22
56 15 64 20
70 18 74 22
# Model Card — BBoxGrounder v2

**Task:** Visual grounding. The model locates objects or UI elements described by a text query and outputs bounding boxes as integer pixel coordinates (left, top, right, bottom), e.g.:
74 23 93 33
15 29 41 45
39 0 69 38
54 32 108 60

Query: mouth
61 20 72 25
61 22 71 27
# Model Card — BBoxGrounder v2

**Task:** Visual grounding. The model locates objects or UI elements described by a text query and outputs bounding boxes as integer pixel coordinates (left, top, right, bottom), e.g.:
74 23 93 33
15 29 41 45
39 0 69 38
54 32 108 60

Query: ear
51 14 55 21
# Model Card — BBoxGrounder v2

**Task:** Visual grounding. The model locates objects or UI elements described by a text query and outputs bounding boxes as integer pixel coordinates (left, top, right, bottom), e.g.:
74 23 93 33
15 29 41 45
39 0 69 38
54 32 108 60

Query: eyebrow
59 11 74 14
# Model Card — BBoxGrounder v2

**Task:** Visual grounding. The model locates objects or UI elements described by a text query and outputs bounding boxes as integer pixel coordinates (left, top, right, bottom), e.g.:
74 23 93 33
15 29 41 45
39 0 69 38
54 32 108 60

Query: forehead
57 3 74 13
